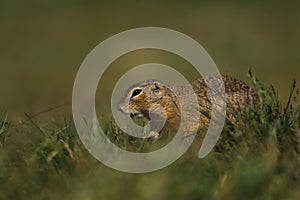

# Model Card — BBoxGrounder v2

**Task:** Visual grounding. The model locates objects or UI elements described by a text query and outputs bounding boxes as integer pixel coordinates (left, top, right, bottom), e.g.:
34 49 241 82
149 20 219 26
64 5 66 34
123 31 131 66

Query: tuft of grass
0 112 8 149
0 72 300 199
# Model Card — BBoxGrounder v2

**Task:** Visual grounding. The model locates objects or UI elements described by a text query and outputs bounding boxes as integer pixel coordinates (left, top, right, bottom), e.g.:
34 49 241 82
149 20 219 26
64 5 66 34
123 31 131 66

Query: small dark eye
131 89 142 97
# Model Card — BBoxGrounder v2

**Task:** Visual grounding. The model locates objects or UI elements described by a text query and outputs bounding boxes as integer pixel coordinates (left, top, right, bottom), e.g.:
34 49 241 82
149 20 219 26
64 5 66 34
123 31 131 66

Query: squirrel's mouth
130 110 150 120
130 113 143 118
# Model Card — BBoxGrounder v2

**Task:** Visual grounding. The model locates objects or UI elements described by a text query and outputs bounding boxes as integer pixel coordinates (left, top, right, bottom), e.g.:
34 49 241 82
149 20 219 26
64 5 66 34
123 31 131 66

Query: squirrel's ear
153 83 160 93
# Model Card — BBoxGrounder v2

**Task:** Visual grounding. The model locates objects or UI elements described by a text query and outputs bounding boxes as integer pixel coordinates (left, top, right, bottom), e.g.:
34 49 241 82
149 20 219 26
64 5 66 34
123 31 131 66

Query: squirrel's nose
117 103 122 112
117 102 125 113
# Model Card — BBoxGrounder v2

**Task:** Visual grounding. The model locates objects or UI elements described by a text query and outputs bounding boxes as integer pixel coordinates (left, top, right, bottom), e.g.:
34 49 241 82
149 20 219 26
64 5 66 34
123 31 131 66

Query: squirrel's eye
131 89 142 97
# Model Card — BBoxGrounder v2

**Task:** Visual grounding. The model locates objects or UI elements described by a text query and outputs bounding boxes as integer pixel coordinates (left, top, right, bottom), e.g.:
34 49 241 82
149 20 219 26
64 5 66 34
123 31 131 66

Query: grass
0 72 300 200
0 113 8 149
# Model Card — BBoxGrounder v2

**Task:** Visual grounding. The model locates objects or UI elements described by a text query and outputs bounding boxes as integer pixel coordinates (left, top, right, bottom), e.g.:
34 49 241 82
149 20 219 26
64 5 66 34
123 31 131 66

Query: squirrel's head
118 80 172 120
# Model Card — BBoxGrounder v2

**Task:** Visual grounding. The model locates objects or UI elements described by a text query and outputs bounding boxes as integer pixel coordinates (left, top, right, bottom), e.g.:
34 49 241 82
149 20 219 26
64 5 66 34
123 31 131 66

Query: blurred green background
1 1 300 199
0 0 299 120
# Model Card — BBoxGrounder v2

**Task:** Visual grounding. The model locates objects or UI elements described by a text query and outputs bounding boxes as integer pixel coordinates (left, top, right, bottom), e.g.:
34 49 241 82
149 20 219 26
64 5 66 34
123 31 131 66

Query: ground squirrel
118 76 258 138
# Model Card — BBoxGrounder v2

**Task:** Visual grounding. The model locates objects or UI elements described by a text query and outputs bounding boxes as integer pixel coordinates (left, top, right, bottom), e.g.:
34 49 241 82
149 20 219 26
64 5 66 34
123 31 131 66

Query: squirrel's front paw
143 131 160 139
